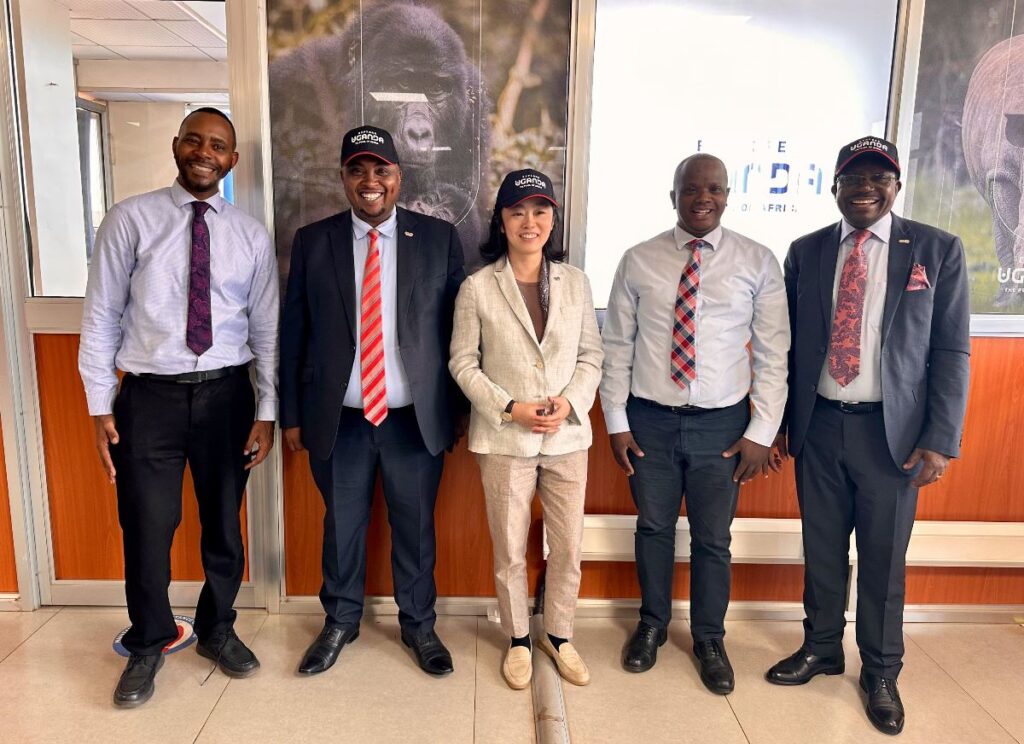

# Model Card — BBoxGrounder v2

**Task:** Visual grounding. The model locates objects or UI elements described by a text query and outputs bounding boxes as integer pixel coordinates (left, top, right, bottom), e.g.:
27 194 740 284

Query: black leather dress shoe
765 647 845 685
860 671 905 736
113 653 164 708
694 639 734 694
197 628 260 678
298 625 360 675
622 621 668 673
401 628 454 676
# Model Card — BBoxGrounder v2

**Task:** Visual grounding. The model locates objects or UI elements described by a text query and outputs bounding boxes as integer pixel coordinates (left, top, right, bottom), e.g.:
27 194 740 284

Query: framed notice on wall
897 0 1024 335
266 0 573 278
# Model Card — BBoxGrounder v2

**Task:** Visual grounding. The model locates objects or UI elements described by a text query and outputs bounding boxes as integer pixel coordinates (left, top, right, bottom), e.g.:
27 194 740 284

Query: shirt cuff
86 388 117 417
743 417 777 448
604 407 630 435
256 401 277 422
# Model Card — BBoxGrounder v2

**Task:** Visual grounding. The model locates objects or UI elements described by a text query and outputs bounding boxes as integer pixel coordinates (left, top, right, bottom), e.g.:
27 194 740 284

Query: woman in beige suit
450 169 603 690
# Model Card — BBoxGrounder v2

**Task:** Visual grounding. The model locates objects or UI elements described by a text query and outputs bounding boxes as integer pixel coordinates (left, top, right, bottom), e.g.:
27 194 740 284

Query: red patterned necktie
671 239 703 388
828 229 872 386
360 229 387 426
186 201 212 356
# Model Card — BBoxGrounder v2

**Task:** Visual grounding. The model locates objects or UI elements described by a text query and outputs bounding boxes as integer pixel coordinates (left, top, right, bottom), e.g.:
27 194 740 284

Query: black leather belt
633 396 713 416
131 364 248 384
817 395 881 414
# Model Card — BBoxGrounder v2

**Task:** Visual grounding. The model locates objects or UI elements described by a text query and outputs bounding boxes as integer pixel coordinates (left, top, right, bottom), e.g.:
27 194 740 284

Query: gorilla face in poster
269 2 490 273
962 36 1024 307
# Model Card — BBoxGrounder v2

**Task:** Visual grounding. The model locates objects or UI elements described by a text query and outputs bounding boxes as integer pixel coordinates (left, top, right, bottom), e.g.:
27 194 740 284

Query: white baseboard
46 581 259 608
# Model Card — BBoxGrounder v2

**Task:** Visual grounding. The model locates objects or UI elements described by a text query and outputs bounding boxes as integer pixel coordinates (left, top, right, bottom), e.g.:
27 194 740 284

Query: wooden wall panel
906 567 1024 605
34 335 249 582
0 415 17 593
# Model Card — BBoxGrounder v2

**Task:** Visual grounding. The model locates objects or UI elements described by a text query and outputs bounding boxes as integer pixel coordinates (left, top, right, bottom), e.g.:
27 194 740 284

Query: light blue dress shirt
79 180 279 420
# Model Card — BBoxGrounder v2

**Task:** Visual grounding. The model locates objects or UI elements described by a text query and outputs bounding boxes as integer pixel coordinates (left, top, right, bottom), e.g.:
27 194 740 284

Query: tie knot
191 201 211 219
852 229 871 248
687 239 706 251
368 228 379 245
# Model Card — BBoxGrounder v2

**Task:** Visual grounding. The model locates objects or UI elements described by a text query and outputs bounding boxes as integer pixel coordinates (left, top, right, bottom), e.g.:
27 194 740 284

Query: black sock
511 634 531 650
547 633 568 650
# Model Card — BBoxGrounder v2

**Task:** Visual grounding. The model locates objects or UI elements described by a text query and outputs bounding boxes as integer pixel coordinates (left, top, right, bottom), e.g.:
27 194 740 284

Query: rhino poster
901 0 1024 326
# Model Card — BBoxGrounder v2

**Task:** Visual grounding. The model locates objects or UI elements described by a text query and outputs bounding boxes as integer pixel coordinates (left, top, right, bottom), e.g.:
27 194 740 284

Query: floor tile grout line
0 606 64 665
192 612 270 744
904 629 1020 743
725 695 753 744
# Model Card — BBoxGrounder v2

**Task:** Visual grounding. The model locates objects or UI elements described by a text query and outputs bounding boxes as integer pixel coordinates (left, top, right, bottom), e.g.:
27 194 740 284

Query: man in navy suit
280 126 466 677
766 137 970 736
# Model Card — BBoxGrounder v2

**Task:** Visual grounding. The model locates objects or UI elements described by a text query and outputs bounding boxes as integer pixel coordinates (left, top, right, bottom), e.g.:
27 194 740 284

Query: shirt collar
840 212 892 245
673 224 722 252
170 179 226 213
352 210 398 240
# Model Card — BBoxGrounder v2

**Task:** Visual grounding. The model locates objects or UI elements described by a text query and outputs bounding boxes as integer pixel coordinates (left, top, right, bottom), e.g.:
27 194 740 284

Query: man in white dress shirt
601 153 789 693
79 108 278 707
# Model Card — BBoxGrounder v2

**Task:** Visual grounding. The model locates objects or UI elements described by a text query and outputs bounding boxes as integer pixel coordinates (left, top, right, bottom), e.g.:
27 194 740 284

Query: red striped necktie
671 239 703 388
360 229 387 426
828 229 871 386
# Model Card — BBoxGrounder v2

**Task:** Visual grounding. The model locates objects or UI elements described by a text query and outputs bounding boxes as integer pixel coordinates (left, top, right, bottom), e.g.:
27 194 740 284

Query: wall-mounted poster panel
267 0 573 276
583 0 899 307
898 0 1024 333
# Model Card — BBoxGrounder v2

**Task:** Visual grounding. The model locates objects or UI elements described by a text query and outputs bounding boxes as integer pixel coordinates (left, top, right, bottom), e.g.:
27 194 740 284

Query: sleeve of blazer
560 273 604 426
780 240 801 435
917 234 971 457
448 277 514 430
279 229 308 430
444 224 470 417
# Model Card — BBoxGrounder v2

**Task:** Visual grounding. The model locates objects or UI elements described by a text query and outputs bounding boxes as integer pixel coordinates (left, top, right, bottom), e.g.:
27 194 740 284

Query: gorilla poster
267 0 573 276
901 0 1024 323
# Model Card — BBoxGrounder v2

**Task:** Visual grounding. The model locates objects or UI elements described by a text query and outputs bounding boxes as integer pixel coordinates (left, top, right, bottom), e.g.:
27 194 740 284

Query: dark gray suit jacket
784 214 971 467
280 207 466 460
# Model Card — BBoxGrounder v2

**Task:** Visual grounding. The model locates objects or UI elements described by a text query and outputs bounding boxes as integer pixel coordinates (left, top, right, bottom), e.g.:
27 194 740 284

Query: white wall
108 102 187 203
16 0 87 297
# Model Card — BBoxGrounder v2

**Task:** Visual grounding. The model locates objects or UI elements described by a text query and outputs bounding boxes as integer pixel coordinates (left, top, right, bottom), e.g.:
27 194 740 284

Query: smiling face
172 112 238 200
501 197 555 259
671 156 729 237
832 154 902 229
341 155 402 226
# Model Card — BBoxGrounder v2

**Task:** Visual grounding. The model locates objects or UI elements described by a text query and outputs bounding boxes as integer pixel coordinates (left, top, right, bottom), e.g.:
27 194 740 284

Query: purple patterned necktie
186 201 213 356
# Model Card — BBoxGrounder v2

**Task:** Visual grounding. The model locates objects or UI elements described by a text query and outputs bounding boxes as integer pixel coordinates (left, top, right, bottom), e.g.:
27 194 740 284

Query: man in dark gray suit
766 137 970 737
280 126 466 677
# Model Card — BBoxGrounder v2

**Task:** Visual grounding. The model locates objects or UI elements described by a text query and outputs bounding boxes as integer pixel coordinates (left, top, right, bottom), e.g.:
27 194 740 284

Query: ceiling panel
72 45 123 60
158 20 225 47
145 91 229 104
126 1 195 21
70 32 97 45
70 19 189 46
104 45 212 61
59 0 146 20
200 47 227 61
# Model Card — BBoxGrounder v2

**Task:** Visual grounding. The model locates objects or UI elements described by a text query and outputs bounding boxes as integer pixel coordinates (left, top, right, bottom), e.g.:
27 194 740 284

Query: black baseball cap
495 169 558 210
340 125 400 167
835 136 900 177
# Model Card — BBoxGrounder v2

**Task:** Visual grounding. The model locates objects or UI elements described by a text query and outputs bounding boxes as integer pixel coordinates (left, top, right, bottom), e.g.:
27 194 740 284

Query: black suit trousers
796 398 919 678
111 370 254 655
309 406 444 634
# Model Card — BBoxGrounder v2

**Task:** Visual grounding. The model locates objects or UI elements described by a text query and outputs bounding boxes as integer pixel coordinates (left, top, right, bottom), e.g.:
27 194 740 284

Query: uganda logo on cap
113 615 196 657
514 174 548 190
351 129 385 146
849 137 890 153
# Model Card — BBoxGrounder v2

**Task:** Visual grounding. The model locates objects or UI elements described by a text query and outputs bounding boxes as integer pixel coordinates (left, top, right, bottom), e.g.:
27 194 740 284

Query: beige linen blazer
449 257 603 457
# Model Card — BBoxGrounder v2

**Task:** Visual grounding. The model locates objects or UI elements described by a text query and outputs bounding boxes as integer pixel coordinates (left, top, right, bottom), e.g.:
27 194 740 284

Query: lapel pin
404 231 414 237
898 239 910 244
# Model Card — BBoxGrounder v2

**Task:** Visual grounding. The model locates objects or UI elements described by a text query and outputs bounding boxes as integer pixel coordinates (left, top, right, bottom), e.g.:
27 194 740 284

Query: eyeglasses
836 173 898 188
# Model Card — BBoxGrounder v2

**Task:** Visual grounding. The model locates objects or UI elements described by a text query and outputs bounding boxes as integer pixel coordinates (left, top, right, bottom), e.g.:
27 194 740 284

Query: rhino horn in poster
269 2 491 275
962 36 1024 307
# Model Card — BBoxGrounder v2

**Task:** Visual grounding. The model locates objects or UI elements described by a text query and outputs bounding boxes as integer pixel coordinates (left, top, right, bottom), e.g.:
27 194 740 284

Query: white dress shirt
816 213 891 403
601 224 790 446
343 210 413 409
79 181 279 420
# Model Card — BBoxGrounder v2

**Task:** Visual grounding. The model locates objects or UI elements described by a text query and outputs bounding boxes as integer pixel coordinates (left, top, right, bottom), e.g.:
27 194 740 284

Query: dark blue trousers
626 396 748 641
309 406 443 634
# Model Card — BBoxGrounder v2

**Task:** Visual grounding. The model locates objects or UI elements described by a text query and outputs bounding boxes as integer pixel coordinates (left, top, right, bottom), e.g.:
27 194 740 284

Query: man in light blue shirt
79 108 278 708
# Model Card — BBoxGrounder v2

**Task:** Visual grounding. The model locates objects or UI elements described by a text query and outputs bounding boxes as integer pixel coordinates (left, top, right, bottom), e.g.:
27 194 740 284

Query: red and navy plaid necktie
670 239 703 387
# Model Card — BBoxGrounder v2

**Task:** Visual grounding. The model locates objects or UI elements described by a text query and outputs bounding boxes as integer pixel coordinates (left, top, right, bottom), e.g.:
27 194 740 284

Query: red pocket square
906 263 930 291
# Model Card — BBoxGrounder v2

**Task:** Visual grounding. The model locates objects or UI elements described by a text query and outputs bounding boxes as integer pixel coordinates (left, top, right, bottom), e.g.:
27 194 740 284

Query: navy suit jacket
280 207 466 460
784 214 971 467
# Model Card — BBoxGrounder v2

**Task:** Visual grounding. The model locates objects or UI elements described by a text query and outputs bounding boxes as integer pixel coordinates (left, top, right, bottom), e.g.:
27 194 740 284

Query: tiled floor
0 609 1021 743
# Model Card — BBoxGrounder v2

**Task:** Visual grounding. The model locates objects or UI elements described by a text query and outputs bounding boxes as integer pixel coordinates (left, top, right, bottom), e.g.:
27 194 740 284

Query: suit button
810 384 816 391
535 361 544 369
818 346 826 354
